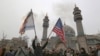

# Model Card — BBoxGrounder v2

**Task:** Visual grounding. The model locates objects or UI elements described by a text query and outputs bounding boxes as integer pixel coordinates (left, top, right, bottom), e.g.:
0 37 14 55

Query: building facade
41 6 100 51
0 37 27 50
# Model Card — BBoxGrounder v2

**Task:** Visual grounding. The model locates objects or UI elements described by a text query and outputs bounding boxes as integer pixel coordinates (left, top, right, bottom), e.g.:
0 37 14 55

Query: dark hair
25 45 28 48
80 48 86 53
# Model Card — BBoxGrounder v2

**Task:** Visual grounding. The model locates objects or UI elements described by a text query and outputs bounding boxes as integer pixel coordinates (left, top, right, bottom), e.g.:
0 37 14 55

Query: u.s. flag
19 9 35 34
53 18 65 42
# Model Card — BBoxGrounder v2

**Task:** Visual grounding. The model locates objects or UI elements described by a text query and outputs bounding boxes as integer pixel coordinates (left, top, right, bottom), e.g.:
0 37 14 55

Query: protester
5 48 15 56
74 50 79 56
48 50 53 56
51 49 58 56
43 49 50 56
79 48 88 56
0 48 6 56
93 43 100 56
32 35 48 56
88 47 96 56
58 49 64 56
28 48 34 56
70 49 75 56
64 48 72 56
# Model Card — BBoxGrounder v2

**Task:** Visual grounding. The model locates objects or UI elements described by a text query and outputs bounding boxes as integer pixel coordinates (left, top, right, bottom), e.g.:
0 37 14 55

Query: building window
87 39 94 44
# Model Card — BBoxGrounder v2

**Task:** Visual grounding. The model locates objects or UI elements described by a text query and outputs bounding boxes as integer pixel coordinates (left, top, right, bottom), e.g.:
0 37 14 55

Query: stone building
0 37 27 50
45 24 76 50
41 5 100 51
0 5 99 52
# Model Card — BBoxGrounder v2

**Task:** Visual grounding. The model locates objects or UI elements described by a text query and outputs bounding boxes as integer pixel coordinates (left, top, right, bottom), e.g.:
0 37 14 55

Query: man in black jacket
32 36 49 56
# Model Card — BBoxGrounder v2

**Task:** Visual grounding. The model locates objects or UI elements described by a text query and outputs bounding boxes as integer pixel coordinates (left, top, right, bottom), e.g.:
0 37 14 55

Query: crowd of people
0 36 100 56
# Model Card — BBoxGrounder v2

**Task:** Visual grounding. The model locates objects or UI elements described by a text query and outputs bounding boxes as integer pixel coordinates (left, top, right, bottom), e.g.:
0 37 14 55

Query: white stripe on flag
19 10 35 34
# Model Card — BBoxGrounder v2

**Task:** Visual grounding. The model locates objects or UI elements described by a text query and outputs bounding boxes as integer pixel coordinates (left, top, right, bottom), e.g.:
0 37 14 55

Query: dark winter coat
5 51 14 56
79 52 88 56
32 40 48 56
93 50 99 56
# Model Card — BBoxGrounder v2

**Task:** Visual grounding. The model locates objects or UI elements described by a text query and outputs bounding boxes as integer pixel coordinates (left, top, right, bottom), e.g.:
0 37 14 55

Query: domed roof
63 24 75 37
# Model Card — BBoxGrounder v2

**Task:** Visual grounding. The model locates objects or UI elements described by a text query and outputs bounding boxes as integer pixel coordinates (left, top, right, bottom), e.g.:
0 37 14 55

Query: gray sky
0 0 100 41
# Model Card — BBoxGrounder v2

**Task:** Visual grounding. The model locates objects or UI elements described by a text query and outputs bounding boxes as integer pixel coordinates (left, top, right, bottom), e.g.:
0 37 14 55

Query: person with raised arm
32 35 49 56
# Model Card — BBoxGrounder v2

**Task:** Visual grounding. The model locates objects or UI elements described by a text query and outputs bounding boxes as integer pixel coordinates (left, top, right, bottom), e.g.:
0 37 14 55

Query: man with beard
32 36 49 56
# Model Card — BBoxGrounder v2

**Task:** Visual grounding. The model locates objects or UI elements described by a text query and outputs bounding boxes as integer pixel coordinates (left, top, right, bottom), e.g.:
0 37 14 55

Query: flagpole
47 30 53 38
31 9 37 36
63 22 67 48
47 18 59 38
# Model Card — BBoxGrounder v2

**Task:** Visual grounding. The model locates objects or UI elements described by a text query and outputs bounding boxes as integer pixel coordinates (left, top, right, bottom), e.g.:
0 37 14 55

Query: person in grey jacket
32 36 48 56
